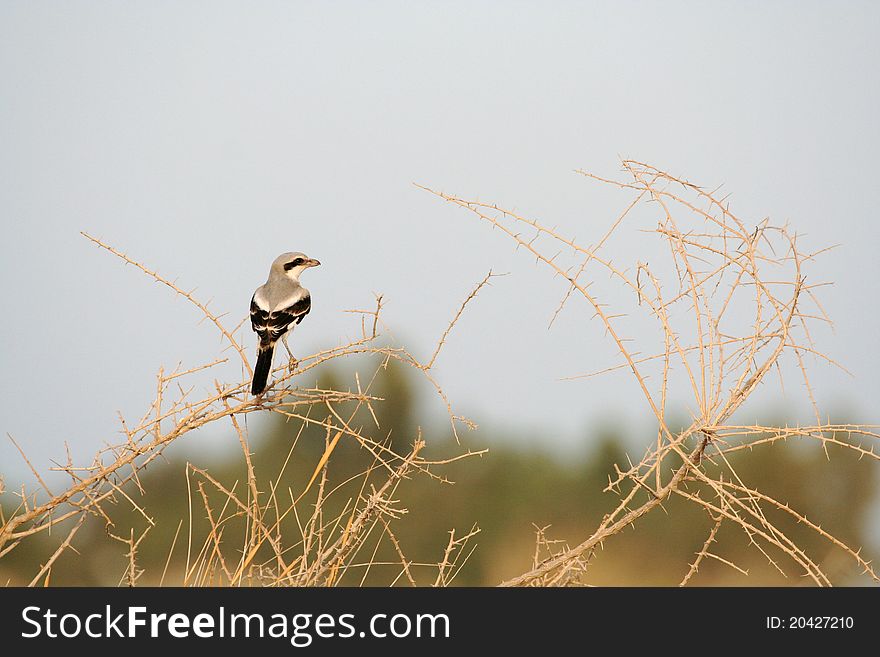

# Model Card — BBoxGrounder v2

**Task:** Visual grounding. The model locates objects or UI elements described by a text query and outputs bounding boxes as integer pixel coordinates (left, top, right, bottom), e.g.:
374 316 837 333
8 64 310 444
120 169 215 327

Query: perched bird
249 252 321 395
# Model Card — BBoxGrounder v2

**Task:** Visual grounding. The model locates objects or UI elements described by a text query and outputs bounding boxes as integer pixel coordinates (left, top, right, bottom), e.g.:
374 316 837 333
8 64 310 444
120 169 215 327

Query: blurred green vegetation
1 360 876 586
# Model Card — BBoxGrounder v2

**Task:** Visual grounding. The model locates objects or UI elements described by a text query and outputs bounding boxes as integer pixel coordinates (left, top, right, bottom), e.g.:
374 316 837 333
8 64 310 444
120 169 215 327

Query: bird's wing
251 292 311 346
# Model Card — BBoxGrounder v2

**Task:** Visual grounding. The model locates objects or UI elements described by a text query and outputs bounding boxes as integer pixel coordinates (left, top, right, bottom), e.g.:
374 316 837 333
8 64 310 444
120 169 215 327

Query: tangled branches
423 160 879 586
0 235 486 586
2 160 876 587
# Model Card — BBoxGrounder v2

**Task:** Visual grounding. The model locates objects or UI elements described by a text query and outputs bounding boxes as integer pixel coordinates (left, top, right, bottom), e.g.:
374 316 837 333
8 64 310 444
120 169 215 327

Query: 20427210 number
788 617 854 629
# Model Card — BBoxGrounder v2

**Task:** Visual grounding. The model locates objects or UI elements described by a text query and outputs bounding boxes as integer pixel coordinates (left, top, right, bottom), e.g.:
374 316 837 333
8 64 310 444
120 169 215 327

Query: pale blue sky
1 2 878 478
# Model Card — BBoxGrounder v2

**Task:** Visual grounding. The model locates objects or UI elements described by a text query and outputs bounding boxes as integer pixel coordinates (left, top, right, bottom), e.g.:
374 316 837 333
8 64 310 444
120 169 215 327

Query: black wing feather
251 294 311 347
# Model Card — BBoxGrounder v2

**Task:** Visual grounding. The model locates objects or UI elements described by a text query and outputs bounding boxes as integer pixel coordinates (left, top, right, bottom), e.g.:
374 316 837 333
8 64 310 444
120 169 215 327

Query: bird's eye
284 258 305 271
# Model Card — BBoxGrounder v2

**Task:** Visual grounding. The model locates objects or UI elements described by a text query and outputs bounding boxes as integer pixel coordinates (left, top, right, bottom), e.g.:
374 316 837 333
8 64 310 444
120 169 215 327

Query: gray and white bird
249 252 321 395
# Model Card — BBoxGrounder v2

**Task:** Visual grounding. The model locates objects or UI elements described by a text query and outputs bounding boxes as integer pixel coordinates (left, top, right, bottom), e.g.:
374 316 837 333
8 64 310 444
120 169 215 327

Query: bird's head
272 252 321 281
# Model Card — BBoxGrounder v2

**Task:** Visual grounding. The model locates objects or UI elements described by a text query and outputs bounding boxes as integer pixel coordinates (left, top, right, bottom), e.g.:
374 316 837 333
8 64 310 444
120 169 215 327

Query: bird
249 252 321 395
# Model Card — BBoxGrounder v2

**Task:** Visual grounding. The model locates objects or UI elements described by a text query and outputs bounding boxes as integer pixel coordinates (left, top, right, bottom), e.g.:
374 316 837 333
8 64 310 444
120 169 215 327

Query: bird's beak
305 258 321 268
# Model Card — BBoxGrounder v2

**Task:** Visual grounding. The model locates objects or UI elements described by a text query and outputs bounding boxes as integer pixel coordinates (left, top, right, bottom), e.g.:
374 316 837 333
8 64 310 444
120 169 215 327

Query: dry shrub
2 160 877 587
0 235 486 586
422 160 879 586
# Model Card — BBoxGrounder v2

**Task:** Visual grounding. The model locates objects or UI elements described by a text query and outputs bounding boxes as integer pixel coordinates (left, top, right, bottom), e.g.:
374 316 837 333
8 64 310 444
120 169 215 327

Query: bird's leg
255 389 278 408
281 334 297 372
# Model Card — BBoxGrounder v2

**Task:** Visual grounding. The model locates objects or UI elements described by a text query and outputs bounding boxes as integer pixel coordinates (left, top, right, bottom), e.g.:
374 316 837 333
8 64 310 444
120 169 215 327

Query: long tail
251 344 275 395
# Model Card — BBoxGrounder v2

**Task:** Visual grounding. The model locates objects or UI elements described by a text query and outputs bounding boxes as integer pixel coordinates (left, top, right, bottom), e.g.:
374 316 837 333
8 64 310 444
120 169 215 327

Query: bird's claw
254 388 276 407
